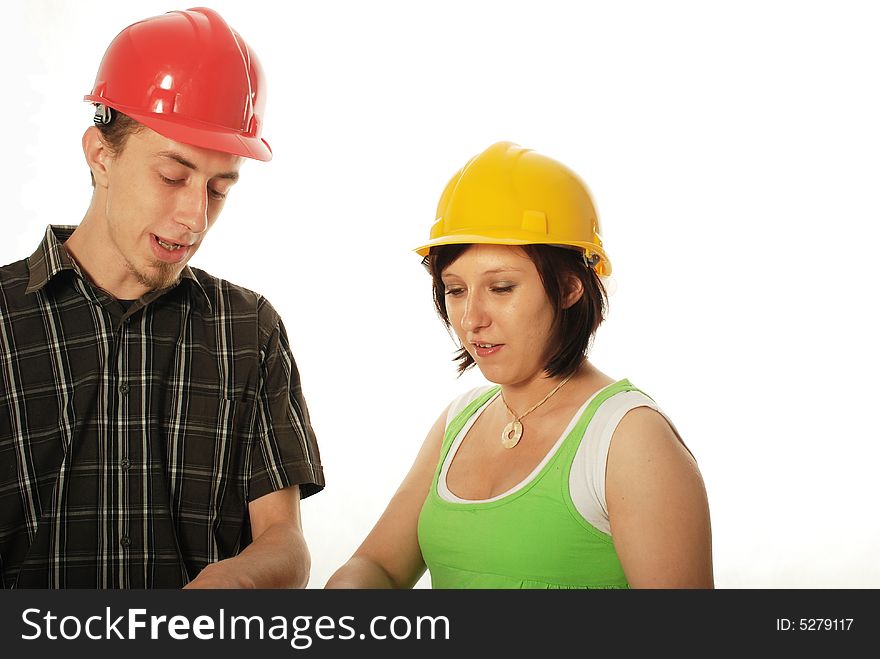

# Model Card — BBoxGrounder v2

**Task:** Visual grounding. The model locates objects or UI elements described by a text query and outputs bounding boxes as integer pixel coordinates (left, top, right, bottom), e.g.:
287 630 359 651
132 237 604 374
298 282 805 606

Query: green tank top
417 379 643 589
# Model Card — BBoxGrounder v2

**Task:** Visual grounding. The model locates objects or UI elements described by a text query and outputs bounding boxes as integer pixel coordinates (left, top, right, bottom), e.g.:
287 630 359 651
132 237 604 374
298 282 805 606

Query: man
0 8 324 588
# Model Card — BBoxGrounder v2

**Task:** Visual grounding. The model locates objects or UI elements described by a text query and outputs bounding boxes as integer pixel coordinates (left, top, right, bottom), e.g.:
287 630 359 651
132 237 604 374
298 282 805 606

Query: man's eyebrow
156 151 240 182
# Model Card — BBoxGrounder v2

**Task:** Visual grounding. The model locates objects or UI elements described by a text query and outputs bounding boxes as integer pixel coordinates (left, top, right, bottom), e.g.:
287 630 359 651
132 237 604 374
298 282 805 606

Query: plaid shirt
0 226 324 588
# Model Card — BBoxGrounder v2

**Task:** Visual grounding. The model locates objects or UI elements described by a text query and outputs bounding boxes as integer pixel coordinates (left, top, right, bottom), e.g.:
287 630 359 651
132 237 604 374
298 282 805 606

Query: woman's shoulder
577 376 693 464
606 389 696 470
594 380 687 451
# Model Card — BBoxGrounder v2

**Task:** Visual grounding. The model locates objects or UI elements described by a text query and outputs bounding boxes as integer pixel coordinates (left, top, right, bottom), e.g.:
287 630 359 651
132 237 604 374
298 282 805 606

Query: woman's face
440 244 557 387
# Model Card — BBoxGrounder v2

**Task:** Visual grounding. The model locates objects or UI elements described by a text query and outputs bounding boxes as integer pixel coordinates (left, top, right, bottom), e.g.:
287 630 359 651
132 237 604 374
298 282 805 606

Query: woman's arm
325 407 449 588
606 406 714 588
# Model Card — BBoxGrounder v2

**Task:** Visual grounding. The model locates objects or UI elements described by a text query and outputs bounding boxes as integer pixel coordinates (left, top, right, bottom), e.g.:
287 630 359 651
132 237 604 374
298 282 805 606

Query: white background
3 1 879 588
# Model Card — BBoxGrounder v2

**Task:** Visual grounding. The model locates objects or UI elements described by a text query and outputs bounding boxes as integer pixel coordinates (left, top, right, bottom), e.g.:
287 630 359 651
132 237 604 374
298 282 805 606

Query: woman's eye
160 175 183 185
444 288 465 297
491 285 515 294
208 188 227 200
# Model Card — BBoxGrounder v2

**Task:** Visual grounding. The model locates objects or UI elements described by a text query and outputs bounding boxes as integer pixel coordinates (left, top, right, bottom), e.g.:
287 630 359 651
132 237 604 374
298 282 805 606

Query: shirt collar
25 225 213 313
25 225 76 293
176 268 213 314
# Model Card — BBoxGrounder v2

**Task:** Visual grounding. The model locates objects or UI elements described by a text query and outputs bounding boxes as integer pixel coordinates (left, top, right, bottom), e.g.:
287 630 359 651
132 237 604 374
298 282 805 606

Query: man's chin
150 268 184 292
132 261 185 293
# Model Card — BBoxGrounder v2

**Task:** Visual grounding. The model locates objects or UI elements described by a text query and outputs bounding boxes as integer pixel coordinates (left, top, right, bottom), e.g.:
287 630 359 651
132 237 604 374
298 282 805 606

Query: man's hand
184 559 257 589
182 485 310 589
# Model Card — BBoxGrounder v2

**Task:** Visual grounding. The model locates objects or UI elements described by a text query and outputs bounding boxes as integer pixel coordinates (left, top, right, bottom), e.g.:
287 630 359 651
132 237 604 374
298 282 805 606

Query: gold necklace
499 373 574 449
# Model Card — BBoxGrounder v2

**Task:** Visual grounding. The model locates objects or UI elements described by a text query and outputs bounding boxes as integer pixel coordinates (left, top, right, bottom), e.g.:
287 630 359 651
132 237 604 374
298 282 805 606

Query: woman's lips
473 342 504 357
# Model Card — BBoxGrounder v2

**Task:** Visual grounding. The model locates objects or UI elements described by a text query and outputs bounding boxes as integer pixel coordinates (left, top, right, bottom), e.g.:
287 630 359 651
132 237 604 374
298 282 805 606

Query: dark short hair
424 243 608 378
89 110 144 186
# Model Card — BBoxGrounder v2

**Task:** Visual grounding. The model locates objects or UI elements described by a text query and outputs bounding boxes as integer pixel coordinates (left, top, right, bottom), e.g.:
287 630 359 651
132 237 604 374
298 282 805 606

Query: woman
326 142 712 588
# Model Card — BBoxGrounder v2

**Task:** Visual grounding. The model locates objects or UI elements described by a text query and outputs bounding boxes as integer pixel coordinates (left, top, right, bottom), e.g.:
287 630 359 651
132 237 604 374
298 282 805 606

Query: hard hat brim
413 235 611 276
84 97 273 162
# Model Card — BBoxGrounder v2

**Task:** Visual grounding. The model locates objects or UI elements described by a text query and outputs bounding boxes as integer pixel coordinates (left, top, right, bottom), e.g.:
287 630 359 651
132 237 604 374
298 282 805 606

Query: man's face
100 127 243 295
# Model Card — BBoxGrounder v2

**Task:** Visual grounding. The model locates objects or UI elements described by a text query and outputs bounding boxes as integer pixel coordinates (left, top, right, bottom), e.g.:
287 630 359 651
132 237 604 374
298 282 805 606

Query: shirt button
120 458 131 470
119 383 130 394
120 537 131 548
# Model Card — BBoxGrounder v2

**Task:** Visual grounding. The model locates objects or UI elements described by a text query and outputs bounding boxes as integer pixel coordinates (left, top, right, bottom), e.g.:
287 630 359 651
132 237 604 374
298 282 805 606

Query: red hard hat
84 7 271 161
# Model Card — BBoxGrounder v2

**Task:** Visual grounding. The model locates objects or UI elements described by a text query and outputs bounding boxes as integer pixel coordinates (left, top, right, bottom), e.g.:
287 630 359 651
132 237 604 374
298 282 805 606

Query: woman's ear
82 126 111 188
562 273 585 309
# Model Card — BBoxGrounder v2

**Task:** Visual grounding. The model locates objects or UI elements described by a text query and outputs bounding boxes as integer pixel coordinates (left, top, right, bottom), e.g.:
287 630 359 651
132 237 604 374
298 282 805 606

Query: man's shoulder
0 256 34 302
188 267 262 303
1 255 29 273
187 267 280 322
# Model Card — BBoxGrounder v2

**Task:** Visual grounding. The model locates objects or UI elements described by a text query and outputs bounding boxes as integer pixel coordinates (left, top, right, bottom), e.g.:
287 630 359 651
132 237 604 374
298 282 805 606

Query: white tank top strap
445 386 496 429
569 389 678 536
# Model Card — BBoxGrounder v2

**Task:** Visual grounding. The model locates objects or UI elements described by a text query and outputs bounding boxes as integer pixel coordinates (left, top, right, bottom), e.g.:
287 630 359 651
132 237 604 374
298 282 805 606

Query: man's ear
82 126 111 188
562 273 585 310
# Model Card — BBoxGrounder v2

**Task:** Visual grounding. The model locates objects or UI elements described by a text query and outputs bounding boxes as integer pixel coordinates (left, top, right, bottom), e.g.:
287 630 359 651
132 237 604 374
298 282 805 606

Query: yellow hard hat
414 141 611 276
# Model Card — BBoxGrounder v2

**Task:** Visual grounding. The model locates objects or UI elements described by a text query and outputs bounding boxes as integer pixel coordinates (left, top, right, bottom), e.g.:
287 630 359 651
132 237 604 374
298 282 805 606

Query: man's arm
184 485 309 589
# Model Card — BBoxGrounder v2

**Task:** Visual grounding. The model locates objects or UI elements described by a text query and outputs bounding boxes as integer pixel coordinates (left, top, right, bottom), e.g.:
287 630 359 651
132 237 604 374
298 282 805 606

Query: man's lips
150 234 192 263
153 234 193 250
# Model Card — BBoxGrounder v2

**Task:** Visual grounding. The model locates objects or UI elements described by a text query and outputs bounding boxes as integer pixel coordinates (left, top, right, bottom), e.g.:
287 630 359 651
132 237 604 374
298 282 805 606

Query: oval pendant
501 420 523 449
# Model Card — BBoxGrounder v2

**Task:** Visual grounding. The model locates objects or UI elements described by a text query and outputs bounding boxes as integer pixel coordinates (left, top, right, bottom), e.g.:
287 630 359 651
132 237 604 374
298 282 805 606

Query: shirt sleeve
249 298 325 501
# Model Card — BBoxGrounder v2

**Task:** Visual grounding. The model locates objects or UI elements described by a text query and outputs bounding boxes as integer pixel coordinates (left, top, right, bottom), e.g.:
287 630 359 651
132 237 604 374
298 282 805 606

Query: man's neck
64 219 152 300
